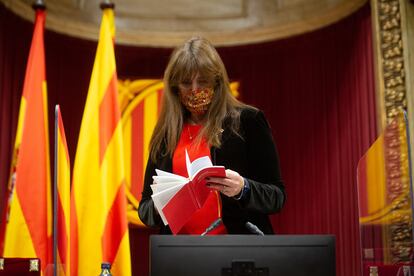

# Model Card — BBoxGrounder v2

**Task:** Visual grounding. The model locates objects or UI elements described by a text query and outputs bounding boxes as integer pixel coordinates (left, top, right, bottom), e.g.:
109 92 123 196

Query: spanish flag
70 5 131 276
3 7 52 273
55 106 70 275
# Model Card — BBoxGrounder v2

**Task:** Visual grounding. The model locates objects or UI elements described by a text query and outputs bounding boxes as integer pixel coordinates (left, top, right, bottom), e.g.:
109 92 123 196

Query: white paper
151 183 186 225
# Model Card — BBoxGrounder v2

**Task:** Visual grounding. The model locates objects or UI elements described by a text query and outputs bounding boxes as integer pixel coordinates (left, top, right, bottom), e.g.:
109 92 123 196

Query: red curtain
0 3 376 276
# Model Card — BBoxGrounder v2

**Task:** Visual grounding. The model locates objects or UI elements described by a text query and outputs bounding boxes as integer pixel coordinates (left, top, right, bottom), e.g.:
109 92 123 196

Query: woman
138 37 285 234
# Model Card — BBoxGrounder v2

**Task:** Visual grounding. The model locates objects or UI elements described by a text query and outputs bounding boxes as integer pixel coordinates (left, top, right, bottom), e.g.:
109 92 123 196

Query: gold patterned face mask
178 87 214 115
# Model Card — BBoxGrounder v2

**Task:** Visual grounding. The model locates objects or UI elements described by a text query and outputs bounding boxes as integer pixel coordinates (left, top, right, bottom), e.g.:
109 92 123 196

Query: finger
207 183 227 191
225 169 240 177
207 176 227 184
207 177 234 187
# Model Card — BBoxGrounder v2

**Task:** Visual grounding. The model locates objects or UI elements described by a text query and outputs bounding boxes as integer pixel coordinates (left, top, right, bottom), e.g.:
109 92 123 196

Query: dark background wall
0 3 376 276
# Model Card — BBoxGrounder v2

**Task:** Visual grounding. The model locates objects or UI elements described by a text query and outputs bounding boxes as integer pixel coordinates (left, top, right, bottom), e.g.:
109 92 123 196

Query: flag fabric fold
55 106 70 276
3 8 52 273
71 7 131 276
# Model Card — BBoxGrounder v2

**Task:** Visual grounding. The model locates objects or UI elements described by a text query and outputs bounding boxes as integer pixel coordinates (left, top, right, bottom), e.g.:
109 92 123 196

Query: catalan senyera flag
357 111 411 264
357 112 410 224
55 106 70 276
71 7 131 276
3 8 52 273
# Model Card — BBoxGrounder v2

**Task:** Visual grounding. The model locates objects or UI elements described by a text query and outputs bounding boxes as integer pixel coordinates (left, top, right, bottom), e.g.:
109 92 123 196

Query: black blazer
138 107 286 234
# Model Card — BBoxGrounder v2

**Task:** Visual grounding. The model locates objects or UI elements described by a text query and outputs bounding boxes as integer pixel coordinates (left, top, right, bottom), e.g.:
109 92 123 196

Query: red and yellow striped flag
357 111 411 264
3 8 52 273
70 6 131 276
55 106 70 275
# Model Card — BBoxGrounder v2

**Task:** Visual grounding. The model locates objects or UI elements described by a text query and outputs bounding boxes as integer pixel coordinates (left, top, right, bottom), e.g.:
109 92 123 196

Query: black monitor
150 235 335 276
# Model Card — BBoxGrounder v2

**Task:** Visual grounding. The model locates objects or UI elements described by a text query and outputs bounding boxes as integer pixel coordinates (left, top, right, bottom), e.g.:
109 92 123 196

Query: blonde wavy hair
149 37 251 161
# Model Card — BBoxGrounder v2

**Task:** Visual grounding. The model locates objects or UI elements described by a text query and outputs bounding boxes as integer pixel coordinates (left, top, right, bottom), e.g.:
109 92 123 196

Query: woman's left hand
207 169 244 197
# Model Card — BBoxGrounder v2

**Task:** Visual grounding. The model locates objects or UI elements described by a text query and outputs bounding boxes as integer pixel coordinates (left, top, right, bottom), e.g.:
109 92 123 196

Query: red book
151 151 225 234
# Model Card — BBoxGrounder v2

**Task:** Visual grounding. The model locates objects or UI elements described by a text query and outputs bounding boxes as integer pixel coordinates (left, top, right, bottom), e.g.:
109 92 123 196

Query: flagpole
53 105 59 276
71 0 131 274
99 0 115 271
2 0 51 272
33 0 50 272
32 0 46 10
100 0 115 10
33 0 53 272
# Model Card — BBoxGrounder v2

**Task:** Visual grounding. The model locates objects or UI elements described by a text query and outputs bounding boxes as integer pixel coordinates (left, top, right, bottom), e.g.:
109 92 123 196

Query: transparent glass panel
357 111 414 275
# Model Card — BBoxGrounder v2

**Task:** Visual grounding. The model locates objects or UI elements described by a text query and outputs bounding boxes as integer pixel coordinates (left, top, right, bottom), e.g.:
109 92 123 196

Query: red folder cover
162 166 226 234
